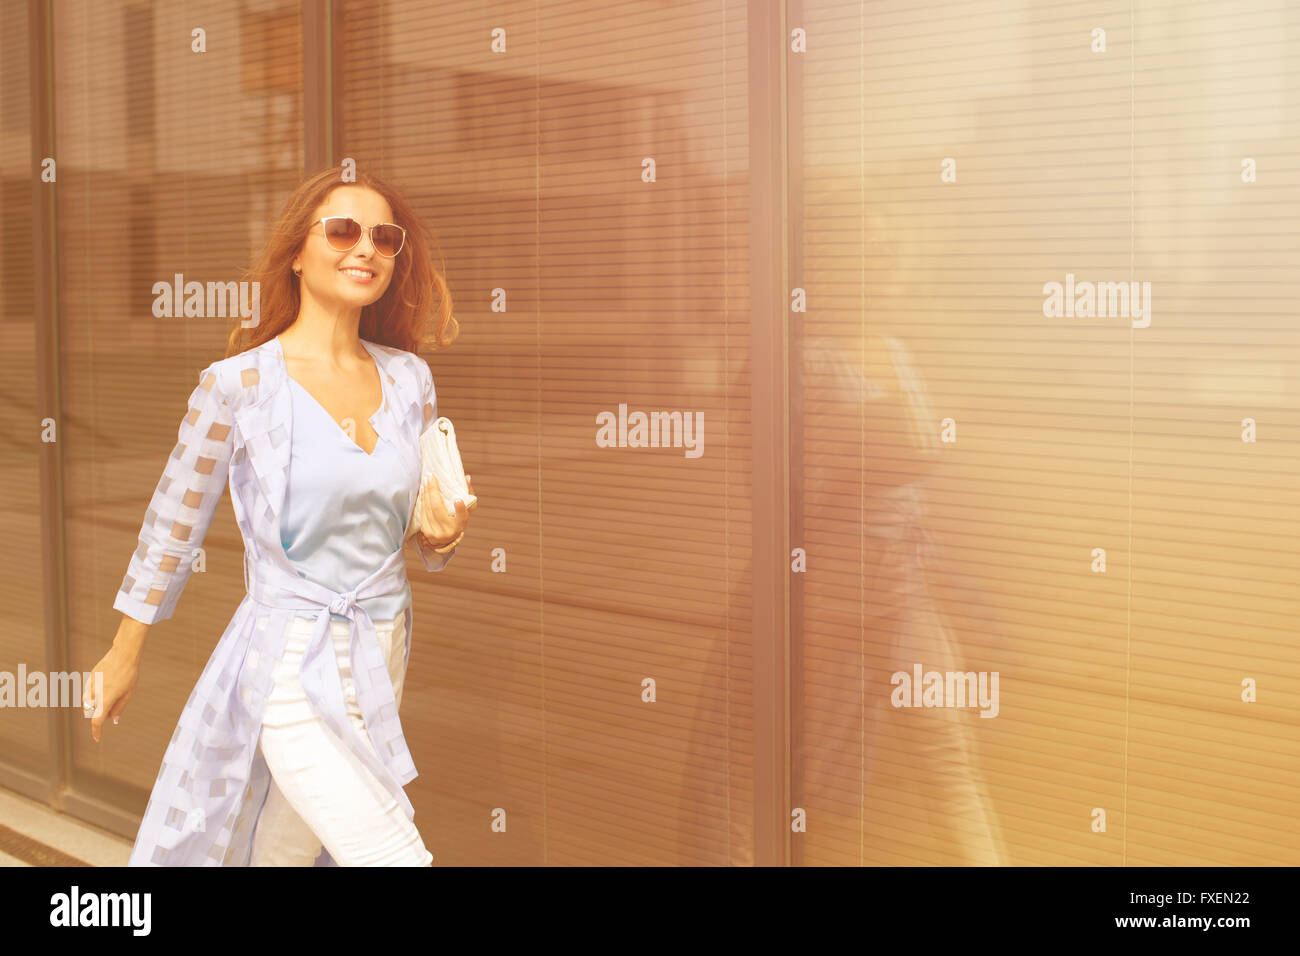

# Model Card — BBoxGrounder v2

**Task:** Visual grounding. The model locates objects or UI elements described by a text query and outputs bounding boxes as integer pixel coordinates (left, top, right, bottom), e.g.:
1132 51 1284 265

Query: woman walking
86 168 476 866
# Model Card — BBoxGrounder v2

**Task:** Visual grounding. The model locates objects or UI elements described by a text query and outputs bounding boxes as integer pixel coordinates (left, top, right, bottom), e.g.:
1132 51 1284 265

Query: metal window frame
10 0 70 812
750 0 793 868
303 0 333 171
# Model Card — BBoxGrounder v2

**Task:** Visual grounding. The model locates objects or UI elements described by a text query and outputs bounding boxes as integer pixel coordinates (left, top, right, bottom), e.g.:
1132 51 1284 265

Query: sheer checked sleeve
412 356 456 572
113 362 235 625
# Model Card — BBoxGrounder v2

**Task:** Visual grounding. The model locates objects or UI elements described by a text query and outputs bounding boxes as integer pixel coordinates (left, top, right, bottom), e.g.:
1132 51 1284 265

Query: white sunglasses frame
314 216 407 258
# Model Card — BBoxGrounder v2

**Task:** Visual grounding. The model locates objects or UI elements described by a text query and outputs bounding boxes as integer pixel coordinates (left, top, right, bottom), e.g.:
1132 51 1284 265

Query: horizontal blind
338 0 754 864
796 0 1300 865
53 0 303 813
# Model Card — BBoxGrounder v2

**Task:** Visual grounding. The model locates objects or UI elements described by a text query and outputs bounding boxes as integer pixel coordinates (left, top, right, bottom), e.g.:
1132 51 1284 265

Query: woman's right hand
86 619 147 742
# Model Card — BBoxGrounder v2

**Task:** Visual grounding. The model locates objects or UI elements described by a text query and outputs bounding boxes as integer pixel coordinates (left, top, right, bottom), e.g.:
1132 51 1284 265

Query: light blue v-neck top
280 376 416 623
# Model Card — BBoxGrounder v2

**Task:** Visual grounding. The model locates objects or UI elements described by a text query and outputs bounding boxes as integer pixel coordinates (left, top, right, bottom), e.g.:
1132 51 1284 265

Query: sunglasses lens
324 218 362 250
372 224 404 257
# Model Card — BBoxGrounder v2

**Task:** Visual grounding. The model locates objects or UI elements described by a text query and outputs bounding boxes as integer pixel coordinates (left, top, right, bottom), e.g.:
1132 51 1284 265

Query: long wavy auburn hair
224 167 459 358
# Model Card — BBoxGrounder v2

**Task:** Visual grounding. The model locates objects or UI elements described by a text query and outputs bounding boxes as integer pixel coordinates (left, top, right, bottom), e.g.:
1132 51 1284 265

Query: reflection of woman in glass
88 169 476 866
803 330 1007 866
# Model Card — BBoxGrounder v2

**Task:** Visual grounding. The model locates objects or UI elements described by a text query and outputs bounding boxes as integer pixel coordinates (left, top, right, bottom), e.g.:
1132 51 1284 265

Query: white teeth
342 268 373 278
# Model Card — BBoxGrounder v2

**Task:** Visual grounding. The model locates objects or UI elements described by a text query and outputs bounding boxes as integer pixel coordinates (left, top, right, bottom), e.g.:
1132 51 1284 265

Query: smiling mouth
340 267 375 281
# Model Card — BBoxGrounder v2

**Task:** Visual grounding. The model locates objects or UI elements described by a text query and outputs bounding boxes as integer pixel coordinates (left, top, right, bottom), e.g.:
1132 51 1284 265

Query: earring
293 267 302 277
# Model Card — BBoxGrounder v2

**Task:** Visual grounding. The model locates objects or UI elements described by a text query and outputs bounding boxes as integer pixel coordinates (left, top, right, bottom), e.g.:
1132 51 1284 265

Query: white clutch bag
413 417 476 532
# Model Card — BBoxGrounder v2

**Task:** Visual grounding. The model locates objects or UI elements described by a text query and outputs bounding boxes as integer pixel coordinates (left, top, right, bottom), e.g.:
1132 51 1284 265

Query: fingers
87 695 113 740
425 475 453 524
84 684 101 740
420 475 445 533
88 694 129 741
419 471 478 541
85 674 128 741
423 487 453 538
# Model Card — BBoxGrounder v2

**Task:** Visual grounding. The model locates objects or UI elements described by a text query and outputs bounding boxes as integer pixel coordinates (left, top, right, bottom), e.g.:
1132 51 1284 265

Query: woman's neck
279 306 367 364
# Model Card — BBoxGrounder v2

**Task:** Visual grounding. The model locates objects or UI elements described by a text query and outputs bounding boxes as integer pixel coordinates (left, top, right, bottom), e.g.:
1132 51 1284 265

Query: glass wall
3 0 1297 866
50 0 305 818
333 0 755 864
793 0 1300 865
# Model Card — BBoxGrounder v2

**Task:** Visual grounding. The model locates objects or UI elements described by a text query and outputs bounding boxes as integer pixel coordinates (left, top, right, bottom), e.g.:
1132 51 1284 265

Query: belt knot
328 590 358 616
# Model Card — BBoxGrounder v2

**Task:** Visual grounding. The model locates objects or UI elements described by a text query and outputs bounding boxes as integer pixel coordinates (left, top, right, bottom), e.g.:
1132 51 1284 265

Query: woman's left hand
415 474 477 552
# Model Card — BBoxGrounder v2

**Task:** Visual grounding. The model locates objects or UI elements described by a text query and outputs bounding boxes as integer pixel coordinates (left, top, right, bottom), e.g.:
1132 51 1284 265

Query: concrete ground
0 786 132 867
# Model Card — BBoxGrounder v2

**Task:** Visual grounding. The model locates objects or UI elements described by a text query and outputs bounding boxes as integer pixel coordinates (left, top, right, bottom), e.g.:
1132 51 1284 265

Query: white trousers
249 612 433 867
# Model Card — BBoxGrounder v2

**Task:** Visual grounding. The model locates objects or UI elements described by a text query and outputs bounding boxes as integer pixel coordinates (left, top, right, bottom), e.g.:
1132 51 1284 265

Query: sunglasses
314 216 407 257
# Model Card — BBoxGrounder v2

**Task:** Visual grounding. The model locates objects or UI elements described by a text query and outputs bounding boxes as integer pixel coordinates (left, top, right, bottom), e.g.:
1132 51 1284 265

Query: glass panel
55 0 303 808
337 0 754 864
794 0 1300 865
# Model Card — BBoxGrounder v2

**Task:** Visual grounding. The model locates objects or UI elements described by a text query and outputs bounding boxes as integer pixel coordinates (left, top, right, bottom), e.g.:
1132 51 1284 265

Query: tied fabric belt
246 546 418 820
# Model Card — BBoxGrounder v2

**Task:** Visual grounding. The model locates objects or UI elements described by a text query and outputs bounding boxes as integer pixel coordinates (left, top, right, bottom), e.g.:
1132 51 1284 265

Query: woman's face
292 185 398 309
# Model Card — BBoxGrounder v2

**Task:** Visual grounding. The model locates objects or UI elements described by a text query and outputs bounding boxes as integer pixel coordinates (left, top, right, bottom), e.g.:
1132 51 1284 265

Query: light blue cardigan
113 334 454 866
